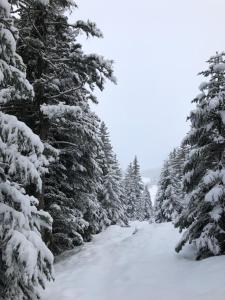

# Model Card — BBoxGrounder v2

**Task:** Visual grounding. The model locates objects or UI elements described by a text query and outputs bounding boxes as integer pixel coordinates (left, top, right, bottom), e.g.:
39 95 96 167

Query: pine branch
47 84 84 100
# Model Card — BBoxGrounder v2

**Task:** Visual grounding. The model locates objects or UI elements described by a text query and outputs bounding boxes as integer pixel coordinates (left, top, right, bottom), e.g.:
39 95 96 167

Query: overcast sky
72 0 225 170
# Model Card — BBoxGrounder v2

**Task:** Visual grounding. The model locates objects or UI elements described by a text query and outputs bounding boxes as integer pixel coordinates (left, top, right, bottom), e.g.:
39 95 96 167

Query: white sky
71 0 225 170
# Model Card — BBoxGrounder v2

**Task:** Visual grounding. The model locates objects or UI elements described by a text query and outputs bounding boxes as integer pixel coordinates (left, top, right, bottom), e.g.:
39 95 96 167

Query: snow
205 185 223 203
196 93 205 100
208 96 219 110
199 81 208 91
213 63 225 72
219 110 225 125
42 222 225 300
75 20 104 38
41 103 81 119
35 0 49 5
0 113 45 190
0 0 10 16
209 206 223 221
149 184 158 204
183 170 194 184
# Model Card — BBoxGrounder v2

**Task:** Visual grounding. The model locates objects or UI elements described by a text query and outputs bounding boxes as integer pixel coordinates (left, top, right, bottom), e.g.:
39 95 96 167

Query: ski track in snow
42 222 225 300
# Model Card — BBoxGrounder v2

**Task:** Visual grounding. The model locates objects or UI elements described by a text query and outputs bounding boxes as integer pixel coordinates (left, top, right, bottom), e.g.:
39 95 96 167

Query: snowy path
42 222 225 300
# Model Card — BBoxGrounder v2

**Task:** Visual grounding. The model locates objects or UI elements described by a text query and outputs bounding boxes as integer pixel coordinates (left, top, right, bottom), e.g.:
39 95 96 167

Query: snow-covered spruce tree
133 156 144 220
10 1 116 254
112 155 128 225
154 160 172 223
170 144 190 213
163 149 185 220
15 0 115 136
141 185 154 222
124 156 144 220
43 107 112 255
98 122 127 225
154 148 186 223
175 53 225 259
123 163 135 219
43 106 92 254
0 1 53 298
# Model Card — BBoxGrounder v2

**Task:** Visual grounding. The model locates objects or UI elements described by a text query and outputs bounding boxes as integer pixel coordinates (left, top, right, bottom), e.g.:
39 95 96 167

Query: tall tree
98 122 127 225
175 53 225 259
10 0 116 254
0 1 53 298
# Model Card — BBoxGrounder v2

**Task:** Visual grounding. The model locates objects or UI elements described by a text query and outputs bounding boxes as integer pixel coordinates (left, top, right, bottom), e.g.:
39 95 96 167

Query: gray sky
72 0 225 170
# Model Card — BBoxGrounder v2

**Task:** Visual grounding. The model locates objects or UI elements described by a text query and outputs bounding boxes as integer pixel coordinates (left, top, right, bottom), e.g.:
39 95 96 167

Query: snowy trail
42 222 225 300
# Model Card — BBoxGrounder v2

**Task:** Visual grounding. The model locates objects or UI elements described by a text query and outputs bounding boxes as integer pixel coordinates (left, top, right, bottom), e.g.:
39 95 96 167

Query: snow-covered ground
42 222 225 300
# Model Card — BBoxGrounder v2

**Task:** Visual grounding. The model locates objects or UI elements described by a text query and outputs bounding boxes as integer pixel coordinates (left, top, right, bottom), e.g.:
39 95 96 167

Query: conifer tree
123 163 136 219
154 160 172 223
98 122 127 225
154 147 187 223
44 107 109 254
133 156 144 198
141 185 154 221
175 53 225 259
124 156 144 220
0 1 53 298
10 0 116 254
132 156 144 219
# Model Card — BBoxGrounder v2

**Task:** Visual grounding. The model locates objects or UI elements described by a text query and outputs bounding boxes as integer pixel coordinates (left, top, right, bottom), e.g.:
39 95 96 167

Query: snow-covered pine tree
124 156 144 220
10 0 116 254
133 156 145 220
0 1 53 298
175 53 225 259
123 163 135 220
154 147 186 223
170 144 189 213
141 185 154 222
98 122 127 225
154 160 172 223
112 155 128 225
163 149 184 220
15 0 115 137
99 122 114 173
43 104 111 255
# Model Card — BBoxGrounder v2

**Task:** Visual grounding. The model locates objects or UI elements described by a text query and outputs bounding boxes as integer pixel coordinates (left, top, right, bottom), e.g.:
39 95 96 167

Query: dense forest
0 0 153 298
1 0 225 299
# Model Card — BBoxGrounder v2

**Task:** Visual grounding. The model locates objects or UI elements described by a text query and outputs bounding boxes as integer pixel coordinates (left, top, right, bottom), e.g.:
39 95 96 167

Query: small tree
124 156 144 220
141 185 154 221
